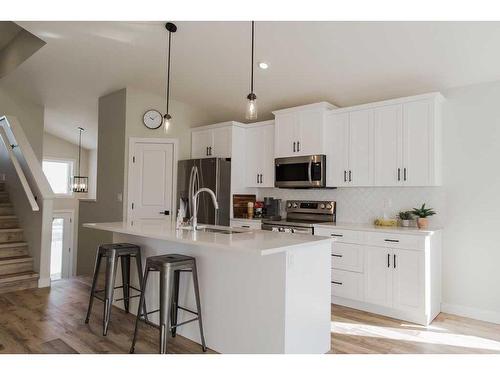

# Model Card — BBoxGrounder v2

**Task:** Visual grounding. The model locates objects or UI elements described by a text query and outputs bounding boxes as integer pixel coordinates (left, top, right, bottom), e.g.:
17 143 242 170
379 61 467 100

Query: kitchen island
83 219 332 354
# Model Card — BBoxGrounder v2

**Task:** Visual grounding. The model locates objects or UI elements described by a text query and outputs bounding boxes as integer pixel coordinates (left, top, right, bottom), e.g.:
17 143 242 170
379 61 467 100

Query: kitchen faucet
192 187 219 230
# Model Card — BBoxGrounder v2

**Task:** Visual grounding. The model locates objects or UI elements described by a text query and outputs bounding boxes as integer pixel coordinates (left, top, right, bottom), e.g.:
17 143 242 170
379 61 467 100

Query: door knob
159 210 170 215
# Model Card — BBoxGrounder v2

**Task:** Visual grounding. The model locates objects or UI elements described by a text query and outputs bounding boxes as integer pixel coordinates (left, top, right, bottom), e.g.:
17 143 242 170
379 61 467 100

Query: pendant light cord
77 128 82 176
250 20 254 94
166 29 172 115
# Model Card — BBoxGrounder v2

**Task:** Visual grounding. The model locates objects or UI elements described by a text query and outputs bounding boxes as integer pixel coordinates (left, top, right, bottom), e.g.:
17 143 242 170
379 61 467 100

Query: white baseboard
38 277 51 288
441 302 500 325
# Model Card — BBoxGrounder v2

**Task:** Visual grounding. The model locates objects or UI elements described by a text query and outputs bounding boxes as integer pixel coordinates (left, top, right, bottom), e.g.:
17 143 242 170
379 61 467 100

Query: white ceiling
2 21 500 149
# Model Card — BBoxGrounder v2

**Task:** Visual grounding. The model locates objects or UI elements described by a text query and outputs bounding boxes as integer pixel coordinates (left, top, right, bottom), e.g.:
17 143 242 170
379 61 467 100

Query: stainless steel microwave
274 155 326 188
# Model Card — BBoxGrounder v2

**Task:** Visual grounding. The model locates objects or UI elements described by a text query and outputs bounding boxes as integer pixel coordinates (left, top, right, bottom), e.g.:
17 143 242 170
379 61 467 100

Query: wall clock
143 109 163 129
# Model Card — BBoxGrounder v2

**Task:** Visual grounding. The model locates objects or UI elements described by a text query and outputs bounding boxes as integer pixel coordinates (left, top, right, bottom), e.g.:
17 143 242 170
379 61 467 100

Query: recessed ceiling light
258 62 269 70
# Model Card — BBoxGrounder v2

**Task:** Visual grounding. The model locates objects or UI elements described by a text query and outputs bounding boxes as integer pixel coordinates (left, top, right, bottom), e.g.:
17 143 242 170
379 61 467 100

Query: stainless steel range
261 200 336 235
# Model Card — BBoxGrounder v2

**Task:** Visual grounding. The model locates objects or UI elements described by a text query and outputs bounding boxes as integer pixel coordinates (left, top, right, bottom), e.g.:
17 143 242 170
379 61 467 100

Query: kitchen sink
198 227 247 234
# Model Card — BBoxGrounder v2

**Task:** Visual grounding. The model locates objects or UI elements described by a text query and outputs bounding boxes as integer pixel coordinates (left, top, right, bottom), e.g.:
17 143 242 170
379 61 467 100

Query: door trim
52 209 75 278
127 137 179 221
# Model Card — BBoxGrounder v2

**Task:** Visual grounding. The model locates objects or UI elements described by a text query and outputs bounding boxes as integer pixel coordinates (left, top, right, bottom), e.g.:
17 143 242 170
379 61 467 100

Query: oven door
274 155 326 188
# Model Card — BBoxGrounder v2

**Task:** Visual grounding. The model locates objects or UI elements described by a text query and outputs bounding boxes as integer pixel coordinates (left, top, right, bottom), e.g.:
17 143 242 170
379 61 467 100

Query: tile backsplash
257 187 445 226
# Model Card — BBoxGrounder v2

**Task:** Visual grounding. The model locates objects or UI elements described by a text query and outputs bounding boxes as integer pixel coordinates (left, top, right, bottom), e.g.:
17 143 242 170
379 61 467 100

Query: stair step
0 255 34 276
0 215 18 229
0 271 38 294
0 192 9 204
0 242 28 258
0 182 5 192
0 203 14 216
0 228 23 243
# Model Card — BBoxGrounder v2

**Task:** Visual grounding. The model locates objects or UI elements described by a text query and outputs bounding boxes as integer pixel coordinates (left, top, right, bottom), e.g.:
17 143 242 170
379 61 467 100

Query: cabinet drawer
365 232 426 250
331 269 363 301
230 219 261 230
331 242 363 273
314 227 363 244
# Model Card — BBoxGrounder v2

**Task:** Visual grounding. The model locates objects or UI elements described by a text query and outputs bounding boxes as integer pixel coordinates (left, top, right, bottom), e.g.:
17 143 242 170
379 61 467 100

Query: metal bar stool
84 243 146 336
130 254 207 354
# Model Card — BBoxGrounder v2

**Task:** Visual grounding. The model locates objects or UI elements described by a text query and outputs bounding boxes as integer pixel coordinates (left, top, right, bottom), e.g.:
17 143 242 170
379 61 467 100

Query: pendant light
163 22 177 133
245 21 258 120
72 127 88 193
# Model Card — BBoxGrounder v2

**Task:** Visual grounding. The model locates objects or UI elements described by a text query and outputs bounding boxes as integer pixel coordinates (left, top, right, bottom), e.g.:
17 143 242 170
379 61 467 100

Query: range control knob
287 202 292 208
320 203 326 209
326 204 332 210
292 203 298 208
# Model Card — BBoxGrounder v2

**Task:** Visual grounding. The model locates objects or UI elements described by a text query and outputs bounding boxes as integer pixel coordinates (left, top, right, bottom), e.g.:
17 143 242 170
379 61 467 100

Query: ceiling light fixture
245 21 258 121
258 62 268 70
72 127 88 193
163 22 177 133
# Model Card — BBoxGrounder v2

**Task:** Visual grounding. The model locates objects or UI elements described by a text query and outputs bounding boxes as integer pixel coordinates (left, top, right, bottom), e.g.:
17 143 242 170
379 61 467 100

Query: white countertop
83 219 331 256
313 222 441 235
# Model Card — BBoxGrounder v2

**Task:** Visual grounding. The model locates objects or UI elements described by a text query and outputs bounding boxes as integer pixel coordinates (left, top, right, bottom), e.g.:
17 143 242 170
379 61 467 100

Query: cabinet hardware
404 167 407 181
330 234 343 237
384 239 399 243
398 168 401 181
259 174 263 183
387 253 390 268
349 170 352 182
332 281 343 285
209 146 212 156
242 225 250 228
206 147 209 156
297 141 300 152
293 142 296 152
393 254 396 269
331 254 343 258
344 170 347 182
257 174 259 184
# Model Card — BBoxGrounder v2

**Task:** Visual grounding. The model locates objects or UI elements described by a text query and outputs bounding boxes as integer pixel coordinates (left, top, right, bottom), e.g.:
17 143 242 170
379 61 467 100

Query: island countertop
83 219 332 256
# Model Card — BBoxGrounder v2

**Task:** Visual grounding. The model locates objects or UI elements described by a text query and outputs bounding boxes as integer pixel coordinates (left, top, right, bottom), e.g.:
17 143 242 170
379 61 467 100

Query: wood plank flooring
1 276 500 354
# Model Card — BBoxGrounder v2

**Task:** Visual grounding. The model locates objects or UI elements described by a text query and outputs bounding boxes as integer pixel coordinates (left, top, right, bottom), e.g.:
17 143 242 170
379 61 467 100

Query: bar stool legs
120 255 131 313
192 261 207 352
85 251 103 324
170 270 180 337
130 266 150 354
159 269 175 354
103 251 118 336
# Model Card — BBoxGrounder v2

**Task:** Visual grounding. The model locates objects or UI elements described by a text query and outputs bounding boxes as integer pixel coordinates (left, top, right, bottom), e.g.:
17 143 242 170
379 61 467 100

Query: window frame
42 157 76 198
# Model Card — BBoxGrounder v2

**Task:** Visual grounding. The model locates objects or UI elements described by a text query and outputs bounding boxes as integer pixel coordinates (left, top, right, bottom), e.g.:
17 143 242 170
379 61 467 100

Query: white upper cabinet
325 109 374 187
191 123 233 159
245 121 274 187
273 102 336 158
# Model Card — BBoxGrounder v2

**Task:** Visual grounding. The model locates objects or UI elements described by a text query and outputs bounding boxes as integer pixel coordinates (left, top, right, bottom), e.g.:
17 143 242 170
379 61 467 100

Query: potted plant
411 204 436 229
398 211 414 227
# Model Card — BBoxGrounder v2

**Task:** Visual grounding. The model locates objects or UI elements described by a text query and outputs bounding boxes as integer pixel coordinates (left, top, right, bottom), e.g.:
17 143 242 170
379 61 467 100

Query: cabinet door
324 112 349 187
403 100 433 186
212 126 232 158
260 124 275 187
363 246 392 307
374 104 403 186
297 110 324 156
349 109 374 186
245 126 260 187
392 249 424 313
274 112 298 158
191 129 213 159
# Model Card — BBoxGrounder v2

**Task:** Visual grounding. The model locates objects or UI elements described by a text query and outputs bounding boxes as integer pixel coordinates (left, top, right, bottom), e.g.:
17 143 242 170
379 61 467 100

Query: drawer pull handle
331 234 343 237
384 239 399 243
331 254 343 258
242 225 250 228
387 253 390 268
394 254 396 269
332 281 343 285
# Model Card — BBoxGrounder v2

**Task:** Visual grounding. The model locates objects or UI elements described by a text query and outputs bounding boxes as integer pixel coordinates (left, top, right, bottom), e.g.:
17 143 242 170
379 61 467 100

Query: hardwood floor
1 277 500 354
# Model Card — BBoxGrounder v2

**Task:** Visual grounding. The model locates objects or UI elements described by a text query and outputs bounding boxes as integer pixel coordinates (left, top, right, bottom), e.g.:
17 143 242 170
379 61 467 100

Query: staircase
0 182 39 294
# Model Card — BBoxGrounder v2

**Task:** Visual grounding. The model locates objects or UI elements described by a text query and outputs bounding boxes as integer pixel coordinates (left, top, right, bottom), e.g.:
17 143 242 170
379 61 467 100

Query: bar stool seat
130 254 207 354
84 243 146 336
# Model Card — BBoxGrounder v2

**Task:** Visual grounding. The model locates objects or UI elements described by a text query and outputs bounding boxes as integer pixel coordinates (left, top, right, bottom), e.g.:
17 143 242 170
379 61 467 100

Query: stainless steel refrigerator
177 158 231 226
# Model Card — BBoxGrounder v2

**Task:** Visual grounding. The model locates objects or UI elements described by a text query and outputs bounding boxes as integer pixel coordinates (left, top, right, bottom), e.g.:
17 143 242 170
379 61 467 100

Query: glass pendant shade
246 93 258 120
163 114 171 134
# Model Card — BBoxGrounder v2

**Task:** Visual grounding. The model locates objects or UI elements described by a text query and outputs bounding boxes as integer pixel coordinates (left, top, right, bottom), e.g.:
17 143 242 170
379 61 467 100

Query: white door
374 104 403 186
349 109 374 186
392 249 424 313
403 100 432 186
50 212 73 280
212 126 232 158
260 124 275 187
130 142 174 219
245 126 260 187
297 110 324 156
274 112 298 158
191 129 213 158
325 112 349 186
363 246 392 307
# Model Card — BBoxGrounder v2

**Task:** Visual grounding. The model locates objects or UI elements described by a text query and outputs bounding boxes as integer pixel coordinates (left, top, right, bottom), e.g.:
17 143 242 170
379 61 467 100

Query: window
42 159 74 196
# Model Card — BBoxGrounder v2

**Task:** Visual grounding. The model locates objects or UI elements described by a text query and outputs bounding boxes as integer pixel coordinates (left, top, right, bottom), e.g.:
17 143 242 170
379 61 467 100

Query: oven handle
308 159 312 183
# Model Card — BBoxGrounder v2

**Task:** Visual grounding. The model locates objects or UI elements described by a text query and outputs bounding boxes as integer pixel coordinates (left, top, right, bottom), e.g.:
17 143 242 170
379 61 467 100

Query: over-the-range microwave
274 155 326 188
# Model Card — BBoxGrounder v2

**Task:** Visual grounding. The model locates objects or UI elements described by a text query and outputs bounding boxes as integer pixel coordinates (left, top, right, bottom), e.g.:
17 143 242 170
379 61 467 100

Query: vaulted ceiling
2 21 500 149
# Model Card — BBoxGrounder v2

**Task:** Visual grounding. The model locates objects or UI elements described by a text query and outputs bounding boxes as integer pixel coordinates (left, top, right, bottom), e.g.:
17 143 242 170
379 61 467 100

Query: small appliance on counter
262 200 336 235
262 197 282 221
232 194 256 219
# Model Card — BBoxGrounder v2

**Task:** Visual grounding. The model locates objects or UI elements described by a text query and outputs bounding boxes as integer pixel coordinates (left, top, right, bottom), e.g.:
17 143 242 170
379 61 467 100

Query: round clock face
143 109 163 129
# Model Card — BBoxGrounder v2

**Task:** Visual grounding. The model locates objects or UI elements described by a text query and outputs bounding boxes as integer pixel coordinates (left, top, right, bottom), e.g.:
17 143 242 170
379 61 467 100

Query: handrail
0 127 39 210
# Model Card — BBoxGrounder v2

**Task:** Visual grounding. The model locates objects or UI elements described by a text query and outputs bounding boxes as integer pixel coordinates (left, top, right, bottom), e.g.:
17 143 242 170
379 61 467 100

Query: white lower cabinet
315 225 441 325
230 219 262 230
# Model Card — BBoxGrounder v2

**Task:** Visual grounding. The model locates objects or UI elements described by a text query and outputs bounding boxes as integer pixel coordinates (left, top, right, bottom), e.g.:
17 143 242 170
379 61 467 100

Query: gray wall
77 89 126 275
